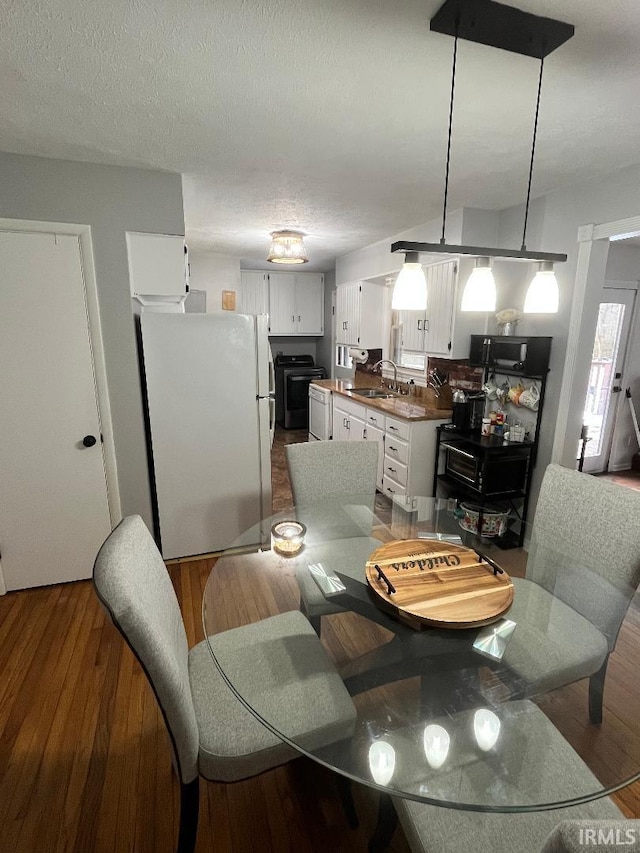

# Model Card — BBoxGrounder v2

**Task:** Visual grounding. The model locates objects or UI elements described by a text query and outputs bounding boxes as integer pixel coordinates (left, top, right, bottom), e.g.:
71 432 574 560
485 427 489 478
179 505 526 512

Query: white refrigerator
140 312 274 559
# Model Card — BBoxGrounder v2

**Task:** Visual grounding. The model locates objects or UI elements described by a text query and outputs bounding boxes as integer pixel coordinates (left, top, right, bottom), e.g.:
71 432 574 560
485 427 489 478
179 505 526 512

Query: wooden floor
1 426 639 852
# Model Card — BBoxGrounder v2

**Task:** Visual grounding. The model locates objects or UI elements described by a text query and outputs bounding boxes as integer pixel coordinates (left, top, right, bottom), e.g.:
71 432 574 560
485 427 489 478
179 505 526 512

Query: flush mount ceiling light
267 230 309 264
391 0 574 313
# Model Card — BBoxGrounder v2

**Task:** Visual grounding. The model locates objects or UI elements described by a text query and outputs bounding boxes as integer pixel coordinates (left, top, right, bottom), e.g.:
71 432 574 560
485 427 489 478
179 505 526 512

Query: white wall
188 250 241 312
495 161 640 511
0 152 184 528
336 209 465 284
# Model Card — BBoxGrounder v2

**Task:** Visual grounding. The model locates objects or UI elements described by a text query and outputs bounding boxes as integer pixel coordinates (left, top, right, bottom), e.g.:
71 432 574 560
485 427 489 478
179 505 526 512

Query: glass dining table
201 493 640 820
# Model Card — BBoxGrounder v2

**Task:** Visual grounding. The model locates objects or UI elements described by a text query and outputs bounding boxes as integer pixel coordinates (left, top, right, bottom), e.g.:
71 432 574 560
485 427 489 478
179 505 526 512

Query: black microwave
469 335 552 376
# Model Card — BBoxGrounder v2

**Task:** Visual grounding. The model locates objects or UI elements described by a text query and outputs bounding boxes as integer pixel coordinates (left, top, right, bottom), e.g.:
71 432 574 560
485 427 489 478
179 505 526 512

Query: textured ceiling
2 1 640 271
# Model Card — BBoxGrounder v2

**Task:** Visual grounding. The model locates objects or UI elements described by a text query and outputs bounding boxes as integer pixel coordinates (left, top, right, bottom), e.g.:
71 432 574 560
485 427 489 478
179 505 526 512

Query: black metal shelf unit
432 335 552 548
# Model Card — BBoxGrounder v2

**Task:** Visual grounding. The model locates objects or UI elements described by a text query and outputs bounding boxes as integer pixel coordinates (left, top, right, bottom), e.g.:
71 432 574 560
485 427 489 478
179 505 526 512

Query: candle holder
271 520 306 556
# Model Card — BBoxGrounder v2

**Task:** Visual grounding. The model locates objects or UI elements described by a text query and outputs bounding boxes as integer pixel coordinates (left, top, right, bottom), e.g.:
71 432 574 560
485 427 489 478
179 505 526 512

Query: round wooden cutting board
365 539 514 630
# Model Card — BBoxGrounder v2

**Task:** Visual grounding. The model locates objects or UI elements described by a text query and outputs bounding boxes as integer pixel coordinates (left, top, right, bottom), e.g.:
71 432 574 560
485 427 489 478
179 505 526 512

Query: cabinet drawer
336 396 367 420
385 416 410 443
383 456 407 487
382 475 407 498
384 435 409 466
365 408 384 429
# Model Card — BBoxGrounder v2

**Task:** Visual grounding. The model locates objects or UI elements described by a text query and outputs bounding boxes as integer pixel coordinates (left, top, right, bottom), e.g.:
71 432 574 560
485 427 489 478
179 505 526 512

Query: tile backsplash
428 357 484 391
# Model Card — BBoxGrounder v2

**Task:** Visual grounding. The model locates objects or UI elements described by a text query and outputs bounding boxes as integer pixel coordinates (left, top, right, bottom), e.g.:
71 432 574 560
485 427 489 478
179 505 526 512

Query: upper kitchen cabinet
336 280 386 348
268 272 324 336
397 258 482 362
127 232 188 297
239 271 269 314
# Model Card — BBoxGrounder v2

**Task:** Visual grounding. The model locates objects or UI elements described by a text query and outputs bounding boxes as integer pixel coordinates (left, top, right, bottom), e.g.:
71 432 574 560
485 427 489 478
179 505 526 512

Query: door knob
82 435 97 447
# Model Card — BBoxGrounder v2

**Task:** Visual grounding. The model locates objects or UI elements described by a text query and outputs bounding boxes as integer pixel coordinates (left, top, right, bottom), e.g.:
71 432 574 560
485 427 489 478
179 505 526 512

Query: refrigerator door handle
269 397 276 447
268 354 275 397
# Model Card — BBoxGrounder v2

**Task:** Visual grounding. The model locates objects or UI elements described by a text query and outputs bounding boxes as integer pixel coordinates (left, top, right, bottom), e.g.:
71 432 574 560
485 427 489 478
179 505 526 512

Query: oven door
443 443 481 489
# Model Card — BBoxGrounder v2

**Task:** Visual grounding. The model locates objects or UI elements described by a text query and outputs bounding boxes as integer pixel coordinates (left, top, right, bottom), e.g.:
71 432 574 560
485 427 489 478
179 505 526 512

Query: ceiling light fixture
390 0 574 312
524 261 559 313
267 230 309 265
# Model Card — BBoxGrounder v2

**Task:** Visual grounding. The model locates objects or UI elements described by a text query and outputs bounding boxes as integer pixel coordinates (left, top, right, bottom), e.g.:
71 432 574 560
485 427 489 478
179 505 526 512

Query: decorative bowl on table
458 503 509 538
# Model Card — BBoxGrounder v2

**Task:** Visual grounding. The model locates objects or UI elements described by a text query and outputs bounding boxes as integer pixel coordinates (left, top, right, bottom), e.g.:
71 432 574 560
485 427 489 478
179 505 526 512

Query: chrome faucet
373 359 399 391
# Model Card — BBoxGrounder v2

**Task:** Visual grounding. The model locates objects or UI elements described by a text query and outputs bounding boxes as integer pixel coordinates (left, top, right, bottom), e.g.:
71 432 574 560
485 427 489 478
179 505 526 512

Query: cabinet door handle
388 445 397 452
345 321 348 329
346 419 350 430
386 486 396 494
298 315 301 322
417 319 422 331
388 425 399 432
343 417 347 428
369 416 377 423
424 319 429 332
292 315 295 323
363 428 367 439
387 467 397 474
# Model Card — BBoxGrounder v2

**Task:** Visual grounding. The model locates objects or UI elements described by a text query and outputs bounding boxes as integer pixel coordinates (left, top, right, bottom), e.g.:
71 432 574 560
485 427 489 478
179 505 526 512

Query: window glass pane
583 302 625 457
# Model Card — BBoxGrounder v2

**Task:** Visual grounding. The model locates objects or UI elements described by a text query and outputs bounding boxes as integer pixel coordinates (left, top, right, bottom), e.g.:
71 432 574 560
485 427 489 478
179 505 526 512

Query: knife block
424 383 453 410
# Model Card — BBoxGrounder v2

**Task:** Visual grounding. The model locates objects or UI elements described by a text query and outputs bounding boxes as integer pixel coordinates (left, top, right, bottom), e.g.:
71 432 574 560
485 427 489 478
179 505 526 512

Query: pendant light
391 252 427 310
461 257 496 311
524 261 559 313
389 0 573 309
267 230 309 264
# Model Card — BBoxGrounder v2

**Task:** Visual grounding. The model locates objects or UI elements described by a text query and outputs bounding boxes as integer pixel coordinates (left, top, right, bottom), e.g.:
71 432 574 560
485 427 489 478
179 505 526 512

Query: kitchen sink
351 388 397 399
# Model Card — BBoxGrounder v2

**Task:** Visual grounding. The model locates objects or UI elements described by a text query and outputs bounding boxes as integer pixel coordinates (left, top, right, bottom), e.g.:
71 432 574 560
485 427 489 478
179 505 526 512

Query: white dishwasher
308 384 332 440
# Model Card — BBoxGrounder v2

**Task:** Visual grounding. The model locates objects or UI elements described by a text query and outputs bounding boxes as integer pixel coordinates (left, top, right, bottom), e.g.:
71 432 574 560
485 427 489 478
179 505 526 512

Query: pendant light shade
461 257 496 312
389 2 572 305
267 230 309 264
524 261 559 313
391 252 427 310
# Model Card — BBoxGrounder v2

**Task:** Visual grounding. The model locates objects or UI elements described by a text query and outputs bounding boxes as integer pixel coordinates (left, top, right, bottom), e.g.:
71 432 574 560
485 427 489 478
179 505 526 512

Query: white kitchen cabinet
333 397 366 441
381 415 449 500
127 232 187 297
268 272 324 335
332 395 447 497
336 280 386 348
396 258 485 360
239 271 269 314
363 413 384 490
397 260 456 357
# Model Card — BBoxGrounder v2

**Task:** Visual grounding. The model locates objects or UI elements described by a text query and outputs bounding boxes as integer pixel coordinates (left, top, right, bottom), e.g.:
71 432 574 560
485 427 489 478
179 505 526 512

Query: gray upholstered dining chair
387 700 629 853
93 515 356 853
285 440 380 632
501 464 640 723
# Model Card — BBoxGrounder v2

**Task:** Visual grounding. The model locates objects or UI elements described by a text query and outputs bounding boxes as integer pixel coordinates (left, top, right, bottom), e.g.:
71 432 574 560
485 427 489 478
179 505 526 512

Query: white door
398 309 426 352
268 273 296 334
582 287 636 473
364 422 384 489
295 273 324 335
424 260 456 356
0 231 112 589
332 404 351 441
240 271 269 314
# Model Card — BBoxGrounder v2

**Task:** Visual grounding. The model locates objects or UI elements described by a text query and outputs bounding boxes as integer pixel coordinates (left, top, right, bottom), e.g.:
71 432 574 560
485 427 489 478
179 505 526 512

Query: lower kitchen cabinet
381 414 449 499
331 397 448 497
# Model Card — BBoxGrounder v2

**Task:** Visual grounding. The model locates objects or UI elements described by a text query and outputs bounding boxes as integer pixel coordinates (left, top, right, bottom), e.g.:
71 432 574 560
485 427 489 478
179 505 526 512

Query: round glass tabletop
202 494 640 812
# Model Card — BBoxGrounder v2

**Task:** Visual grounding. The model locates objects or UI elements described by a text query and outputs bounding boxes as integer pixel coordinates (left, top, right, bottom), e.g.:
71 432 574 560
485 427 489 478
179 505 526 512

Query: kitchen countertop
312 378 452 423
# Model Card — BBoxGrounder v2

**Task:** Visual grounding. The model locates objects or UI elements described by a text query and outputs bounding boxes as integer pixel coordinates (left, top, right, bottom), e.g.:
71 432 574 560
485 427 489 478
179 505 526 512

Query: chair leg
300 599 322 636
589 655 609 725
336 774 359 829
177 778 200 853
368 793 398 853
